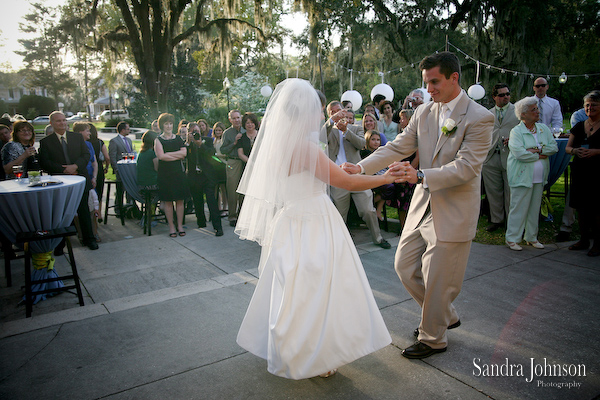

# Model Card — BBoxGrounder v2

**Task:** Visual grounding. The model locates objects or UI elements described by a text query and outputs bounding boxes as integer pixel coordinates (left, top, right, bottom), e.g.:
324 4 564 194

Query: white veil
234 78 329 245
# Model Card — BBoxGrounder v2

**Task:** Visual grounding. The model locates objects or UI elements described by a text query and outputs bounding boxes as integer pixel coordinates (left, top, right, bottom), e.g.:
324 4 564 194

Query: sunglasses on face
496 93 510 97
534 84 547 88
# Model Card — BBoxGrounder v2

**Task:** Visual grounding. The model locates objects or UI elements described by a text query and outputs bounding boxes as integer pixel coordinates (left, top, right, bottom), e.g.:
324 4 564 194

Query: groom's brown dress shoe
402 341 446 359
413 320 461 338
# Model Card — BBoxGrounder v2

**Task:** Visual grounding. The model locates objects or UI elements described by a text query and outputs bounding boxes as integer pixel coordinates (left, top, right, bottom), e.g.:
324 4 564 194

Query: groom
344 52 493 358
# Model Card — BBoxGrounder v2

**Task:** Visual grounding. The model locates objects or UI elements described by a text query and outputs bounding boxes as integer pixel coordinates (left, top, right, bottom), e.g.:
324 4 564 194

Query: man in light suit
109 121 134 216
533 77 563 129
344 52 493 358
483 84 520 232
219 110 244 227
39 111 98 250
322 101 391 249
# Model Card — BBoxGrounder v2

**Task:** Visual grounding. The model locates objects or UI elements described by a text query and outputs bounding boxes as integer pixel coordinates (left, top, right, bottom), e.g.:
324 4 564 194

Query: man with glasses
483 84 520 232
533 77 563 129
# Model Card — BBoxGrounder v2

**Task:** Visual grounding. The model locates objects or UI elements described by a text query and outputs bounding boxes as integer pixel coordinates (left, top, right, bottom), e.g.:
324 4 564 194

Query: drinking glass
552 127 563 138
12 165 24 181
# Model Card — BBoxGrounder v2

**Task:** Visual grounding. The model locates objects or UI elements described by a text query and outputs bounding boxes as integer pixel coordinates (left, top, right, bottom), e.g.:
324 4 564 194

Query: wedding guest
2 120 38 178
88 124 109 223
360 130 393 220
155 113 188 237
505 97 558 251
151 120 161 133
565 90 600 256
73 122 101 241
39 111 98 250
186 122 224 236
237 112 259 165
212 122 228 215
380 101 400 141
137 130 159 192
197 119 212 137
220 110 245 227
361 112 387 145
0 124 11 180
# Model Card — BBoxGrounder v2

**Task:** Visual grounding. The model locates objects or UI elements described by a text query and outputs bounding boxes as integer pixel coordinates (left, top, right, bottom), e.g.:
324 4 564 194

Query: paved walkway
0 213 599 399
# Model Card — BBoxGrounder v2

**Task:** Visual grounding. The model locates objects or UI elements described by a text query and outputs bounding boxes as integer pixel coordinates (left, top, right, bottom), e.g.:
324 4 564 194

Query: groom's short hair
420 52 461 82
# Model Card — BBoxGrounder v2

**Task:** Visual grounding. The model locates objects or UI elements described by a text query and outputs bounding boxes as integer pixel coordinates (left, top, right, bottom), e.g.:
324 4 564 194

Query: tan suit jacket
359 91 494 242
485 103 519 169
321 120 365 164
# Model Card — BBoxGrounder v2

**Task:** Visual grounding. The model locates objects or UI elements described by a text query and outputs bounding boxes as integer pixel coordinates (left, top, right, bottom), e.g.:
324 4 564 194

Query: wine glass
552 127 563 138
12 165 23 181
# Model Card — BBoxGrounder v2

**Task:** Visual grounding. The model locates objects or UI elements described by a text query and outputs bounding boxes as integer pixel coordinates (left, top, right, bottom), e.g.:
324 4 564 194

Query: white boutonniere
441 118 457 136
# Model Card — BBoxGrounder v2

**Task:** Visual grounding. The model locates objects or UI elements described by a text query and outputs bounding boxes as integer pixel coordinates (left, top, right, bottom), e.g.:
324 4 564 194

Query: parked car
11 114 26 122
32 116 50 125
67 115 87 122
97 109 129 121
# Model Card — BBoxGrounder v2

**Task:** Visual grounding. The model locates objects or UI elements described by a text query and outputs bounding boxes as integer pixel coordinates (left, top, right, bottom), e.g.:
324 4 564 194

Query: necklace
586 119 600 133
526 124 537 134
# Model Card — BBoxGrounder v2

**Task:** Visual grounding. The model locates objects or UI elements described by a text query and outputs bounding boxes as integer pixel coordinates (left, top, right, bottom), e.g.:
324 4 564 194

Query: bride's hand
341 162 361 175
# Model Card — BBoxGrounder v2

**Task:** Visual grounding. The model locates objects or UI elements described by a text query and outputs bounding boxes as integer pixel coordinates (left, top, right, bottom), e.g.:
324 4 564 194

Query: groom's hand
341 162 361 175
388 161 417 184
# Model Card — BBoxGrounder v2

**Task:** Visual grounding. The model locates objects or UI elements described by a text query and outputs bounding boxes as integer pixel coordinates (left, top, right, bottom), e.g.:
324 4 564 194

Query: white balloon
341 90 363 111
370 84 394 102
260 85 273 97
467 84 485 100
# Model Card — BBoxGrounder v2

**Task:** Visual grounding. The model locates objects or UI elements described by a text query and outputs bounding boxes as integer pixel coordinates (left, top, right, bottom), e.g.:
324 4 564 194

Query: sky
0 0 307 73
0 0 65 71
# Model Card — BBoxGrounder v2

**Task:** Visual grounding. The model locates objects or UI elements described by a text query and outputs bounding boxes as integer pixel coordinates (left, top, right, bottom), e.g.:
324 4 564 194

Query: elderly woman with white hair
505 97 558 250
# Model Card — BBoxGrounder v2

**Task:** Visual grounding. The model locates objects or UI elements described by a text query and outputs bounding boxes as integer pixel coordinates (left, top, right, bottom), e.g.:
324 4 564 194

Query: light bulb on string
467 60 485 100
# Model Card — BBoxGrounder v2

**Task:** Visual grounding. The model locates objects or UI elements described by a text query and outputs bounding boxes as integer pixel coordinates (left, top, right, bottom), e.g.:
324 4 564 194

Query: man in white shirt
533 77 563 129
322 101 391 249
109 121 134 217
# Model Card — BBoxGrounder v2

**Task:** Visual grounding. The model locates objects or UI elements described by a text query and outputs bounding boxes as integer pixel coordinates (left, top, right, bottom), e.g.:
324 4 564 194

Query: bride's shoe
319 369 337 378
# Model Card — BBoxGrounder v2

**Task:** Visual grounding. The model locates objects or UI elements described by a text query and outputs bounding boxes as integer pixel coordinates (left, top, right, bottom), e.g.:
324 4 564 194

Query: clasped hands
341 161 418 184
331 109 351 132
526 147 547 159
572 147 596 159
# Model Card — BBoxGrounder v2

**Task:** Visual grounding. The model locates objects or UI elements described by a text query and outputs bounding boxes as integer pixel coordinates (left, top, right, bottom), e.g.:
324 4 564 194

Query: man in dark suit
39 111 98 250
186 122 223 236
109 121 134 217
344 52 493 358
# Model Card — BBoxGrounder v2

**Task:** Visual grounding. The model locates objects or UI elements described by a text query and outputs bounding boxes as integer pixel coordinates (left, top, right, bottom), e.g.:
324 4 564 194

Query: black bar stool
103 180 125 225
2 233 24 287
16 226 85 318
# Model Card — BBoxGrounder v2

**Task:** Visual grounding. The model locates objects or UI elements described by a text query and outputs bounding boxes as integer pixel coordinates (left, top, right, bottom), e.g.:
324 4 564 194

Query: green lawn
384 176 573 246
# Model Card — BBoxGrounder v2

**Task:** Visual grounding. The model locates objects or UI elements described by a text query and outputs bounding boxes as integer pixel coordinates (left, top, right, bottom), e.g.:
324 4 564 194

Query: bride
235 78 394 380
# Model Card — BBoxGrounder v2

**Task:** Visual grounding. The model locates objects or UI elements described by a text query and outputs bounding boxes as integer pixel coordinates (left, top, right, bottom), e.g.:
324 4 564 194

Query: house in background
0 73 48 115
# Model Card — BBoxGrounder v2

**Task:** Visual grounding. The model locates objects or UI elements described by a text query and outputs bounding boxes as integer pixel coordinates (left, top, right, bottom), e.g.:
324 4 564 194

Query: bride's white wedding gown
237 172 391 379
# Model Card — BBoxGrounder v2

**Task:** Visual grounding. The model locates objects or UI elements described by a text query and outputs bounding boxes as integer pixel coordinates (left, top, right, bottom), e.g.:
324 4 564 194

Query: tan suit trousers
226 158 244 221
396 212 471 349
330 186 383 244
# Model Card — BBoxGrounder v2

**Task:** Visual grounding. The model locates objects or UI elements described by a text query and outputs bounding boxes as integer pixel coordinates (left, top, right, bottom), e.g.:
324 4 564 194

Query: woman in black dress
237 112 259 166
155 113 188 237
566 90 600 256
